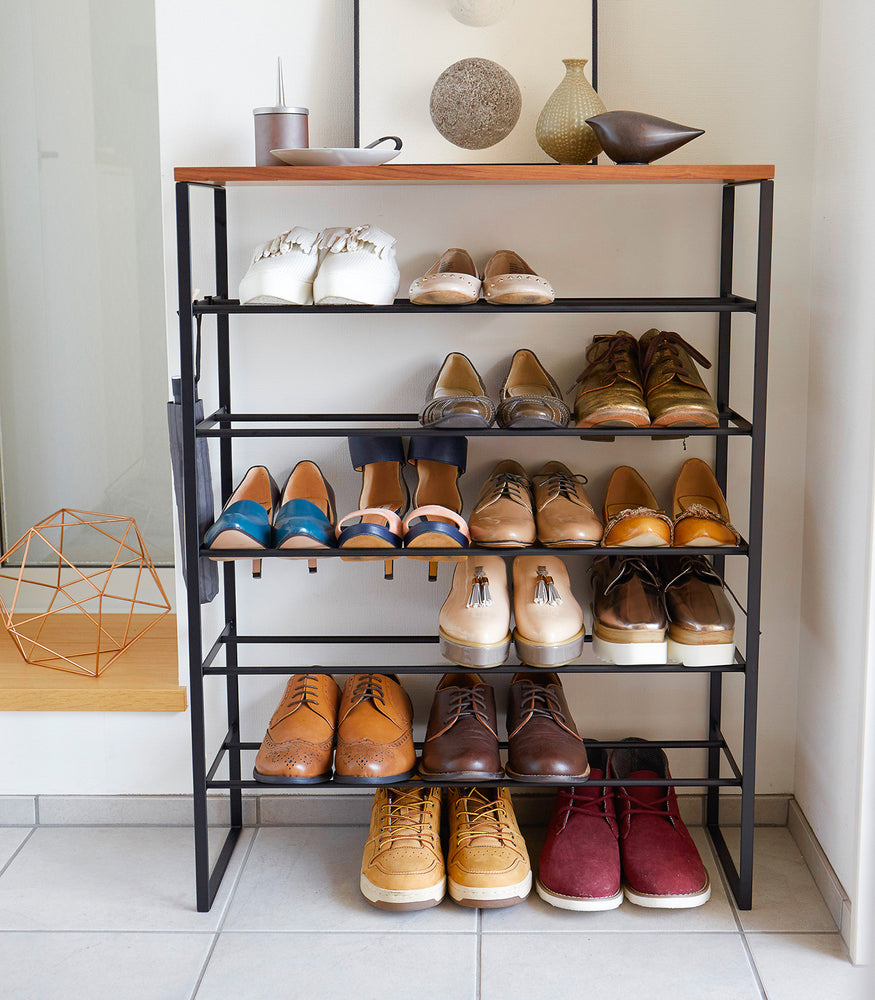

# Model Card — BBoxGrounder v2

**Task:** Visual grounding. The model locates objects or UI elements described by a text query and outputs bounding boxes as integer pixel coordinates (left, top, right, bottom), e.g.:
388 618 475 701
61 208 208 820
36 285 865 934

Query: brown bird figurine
585 111 705 165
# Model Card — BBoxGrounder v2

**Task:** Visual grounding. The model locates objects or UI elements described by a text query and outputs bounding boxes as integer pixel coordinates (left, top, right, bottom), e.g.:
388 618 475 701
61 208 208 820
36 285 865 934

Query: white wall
796 0 875 963
0 2 819 804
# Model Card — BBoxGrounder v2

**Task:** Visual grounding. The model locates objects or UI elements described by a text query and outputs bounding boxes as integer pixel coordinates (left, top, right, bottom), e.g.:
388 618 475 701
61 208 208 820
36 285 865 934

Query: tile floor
0 819 869 1000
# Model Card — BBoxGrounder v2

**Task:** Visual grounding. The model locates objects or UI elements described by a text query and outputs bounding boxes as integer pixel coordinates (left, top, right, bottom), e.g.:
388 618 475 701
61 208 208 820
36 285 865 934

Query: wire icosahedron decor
0 509 171 676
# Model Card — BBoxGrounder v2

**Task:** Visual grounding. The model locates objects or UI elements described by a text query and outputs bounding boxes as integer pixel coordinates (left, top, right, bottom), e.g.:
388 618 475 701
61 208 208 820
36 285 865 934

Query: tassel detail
534 565 562 606
320 224 396 259
466 566 493 608
254 226 320 263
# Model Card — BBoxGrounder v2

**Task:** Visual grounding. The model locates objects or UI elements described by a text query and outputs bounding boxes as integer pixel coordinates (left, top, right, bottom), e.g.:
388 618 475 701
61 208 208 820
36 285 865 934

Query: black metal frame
176 174 773 912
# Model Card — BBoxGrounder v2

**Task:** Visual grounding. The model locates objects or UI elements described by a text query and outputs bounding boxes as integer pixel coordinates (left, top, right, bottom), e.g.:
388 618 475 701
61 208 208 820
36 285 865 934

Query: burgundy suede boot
536 749 623 910
610 741 711 908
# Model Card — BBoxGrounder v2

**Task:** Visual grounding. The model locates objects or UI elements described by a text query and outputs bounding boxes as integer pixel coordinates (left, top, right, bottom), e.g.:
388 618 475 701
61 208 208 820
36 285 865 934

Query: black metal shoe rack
175 166 773 912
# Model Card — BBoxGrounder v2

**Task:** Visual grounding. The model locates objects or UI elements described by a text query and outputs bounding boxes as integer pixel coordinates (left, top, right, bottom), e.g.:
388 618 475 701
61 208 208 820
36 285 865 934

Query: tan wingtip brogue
334 673 417 784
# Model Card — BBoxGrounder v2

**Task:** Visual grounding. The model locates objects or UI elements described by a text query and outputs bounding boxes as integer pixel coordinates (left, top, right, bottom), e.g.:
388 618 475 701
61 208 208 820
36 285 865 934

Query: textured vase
536 59 606 164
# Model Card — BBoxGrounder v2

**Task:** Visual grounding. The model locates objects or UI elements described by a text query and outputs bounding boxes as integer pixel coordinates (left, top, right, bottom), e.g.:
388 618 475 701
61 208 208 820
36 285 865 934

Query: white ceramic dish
271 137 402 167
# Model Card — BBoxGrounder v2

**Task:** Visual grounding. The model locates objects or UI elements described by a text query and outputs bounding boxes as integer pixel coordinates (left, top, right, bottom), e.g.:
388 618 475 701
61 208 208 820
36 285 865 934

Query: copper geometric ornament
0 509 171 677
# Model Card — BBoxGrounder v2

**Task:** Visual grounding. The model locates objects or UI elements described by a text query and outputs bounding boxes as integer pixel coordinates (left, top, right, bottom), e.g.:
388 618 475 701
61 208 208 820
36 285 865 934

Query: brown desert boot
574 332 650 428
253 672 341 785
360 787 445 911
335 673 416 784
639 328 719 427
505 672 590 783
447 787 532 907
419 673 503 780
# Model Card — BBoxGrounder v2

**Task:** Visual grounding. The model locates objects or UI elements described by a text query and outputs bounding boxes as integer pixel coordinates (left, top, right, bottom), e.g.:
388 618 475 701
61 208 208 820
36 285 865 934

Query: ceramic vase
536 59 606 164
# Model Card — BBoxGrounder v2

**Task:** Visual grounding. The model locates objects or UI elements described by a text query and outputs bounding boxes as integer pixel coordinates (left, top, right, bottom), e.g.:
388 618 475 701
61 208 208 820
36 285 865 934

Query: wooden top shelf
174 164 775 186
0 615 186 712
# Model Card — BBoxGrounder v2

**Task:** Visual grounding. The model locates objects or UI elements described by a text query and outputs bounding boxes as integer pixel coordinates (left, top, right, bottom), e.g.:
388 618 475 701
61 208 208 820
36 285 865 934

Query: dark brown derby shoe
419 673 503 780
506 672 590 783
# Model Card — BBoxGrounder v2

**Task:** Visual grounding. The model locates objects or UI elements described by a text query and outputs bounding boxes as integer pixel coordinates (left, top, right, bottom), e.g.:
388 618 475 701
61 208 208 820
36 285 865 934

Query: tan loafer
533 461 602 546
512 555 585 667
573 332 650 428
420 352 495 428
497 349 570 428
409 248 481 305
639 328 719 427
602 466 672 547
334 673 416 784
672 458 740 547
483 250 554 306
468 460 535 547
253 672 342 784
439 556 511 668
447 787 532 907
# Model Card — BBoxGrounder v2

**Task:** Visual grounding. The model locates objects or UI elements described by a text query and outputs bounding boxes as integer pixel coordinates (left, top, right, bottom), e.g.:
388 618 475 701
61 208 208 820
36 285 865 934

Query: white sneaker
313 225 400 305
238 227 322 305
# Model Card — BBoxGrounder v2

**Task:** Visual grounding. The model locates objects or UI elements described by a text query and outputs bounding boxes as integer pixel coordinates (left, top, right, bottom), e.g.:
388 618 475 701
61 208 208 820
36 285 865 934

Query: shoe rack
174 163 774 912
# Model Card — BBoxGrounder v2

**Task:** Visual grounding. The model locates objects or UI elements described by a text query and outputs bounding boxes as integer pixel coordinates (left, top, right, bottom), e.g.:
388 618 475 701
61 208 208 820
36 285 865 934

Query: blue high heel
273 461 336 570
205 466 279 577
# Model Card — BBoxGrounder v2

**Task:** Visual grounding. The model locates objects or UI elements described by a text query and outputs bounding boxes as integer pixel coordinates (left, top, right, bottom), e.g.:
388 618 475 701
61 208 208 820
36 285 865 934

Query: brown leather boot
334 673 416 784
253 673 341 784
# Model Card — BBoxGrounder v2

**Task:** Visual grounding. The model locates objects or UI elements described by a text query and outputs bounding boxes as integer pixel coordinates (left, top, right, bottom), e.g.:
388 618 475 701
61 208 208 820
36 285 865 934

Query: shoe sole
239 276 314 306
499 416 568 429
535 879 624 911
667 637 736 666
439 628 511 668
252 767 332 786
448 870 532 908
513 626 585 667
360 873 446 911
576 409 650 429
418 765 505 781
624 875 711 909
421 414 492 429
651 408 719 428
504 764 591 785
333 768 418 786
592 627 668 666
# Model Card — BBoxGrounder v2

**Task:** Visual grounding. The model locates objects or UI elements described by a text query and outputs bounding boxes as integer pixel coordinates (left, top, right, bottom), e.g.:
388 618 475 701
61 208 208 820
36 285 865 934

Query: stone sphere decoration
430 57 522 150
445 0 516 27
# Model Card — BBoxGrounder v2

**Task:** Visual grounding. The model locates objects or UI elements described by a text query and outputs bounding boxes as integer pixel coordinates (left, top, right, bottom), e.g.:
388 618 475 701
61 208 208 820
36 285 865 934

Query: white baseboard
787 799 852 949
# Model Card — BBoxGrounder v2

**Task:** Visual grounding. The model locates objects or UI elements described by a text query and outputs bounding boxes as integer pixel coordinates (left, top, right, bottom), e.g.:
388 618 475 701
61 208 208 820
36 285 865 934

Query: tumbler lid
254 106 309 115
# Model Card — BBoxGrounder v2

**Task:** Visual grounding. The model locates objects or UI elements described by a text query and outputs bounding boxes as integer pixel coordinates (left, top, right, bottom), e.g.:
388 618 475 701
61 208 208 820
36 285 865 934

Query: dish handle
364 136 403 151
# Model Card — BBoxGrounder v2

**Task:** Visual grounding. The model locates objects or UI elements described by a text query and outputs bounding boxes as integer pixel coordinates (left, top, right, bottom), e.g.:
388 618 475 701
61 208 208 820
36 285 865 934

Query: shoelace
599 556 662 595
477 472 532 509
573 333 640 388
447 685 490 721
532 469 590 509
555 787 612 831
618 789 677 835
662 556 747 615
352 673 385 706
455 790 523 854
376 790 437 850
515 681 568 725
286 673 321 709
640 330 712 377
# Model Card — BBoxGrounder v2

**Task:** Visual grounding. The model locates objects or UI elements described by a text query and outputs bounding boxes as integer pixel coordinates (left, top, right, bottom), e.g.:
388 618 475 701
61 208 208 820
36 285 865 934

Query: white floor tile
198 932 477 1000
0 828 30 869
483 826 736 933
746 933 872 1000
722 827 837 931
0 798 35 826
481 932 761 1000
223 826 476 932
0 826 253 931
0 931 212 1000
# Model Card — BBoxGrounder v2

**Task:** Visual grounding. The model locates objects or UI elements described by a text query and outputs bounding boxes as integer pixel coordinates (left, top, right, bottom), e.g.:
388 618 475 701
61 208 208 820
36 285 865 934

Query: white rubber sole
623 877 711 909
667 638 736 667
238 274 314 306
535 879 624 911
360 872 445 911
448 870 532 908
593 634 668 665
314 275 398 306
